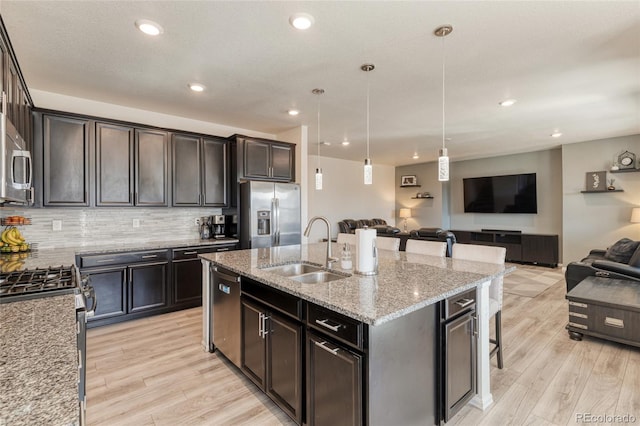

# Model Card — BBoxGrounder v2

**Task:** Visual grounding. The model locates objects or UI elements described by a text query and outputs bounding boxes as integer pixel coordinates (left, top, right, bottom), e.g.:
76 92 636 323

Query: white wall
276 126 308 235
562 134 640 263
306 156 396 242
31 89 276 139
395 162 444 231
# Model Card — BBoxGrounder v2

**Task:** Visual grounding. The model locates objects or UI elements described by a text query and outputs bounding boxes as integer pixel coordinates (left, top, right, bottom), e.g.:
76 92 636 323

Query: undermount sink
261 262 350 284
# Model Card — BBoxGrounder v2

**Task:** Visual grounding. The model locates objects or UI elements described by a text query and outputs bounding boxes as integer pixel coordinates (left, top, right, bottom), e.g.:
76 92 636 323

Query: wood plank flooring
86 265 640 425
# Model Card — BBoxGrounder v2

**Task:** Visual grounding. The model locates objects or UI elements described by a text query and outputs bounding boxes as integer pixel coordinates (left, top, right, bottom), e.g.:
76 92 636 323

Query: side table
566 276 640 348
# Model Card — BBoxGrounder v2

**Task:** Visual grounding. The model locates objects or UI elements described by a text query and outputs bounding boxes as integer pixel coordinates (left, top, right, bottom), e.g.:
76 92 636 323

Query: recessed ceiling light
341 140 350 146
289 13 314 30
412 153 419 160
135 19 163 36
188 83 205 92
499 99 517 107
551 131 563 138
320 141 331 146
288 109 299 116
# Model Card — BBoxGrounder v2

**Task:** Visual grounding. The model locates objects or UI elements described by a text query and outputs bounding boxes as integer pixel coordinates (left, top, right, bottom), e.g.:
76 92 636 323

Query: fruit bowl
1 226 30 253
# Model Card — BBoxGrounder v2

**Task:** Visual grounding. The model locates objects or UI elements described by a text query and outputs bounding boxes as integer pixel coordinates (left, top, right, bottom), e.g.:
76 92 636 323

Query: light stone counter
199 242 514 326
0 294 79 426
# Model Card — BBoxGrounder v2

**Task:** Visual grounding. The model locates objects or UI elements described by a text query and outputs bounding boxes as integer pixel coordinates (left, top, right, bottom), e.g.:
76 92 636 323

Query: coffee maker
212 215 226 238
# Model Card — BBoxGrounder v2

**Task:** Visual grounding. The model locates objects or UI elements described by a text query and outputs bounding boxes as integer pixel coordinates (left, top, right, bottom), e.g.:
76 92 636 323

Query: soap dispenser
340 243 353 270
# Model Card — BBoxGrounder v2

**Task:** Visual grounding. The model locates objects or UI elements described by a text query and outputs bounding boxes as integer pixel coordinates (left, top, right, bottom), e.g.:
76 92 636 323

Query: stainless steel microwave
0 92 32 205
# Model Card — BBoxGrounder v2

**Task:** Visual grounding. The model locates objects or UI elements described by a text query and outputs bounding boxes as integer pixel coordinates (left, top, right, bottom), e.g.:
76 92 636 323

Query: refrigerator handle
274 197 280 245
271 198 278 246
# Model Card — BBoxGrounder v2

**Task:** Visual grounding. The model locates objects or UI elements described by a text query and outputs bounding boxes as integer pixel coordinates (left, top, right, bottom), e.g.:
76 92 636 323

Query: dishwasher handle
212 265 240 283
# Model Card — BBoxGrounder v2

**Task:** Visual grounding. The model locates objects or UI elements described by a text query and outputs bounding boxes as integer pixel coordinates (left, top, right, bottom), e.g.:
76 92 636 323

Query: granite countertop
1 238 239 271
200 243 515 326
0 294 79 426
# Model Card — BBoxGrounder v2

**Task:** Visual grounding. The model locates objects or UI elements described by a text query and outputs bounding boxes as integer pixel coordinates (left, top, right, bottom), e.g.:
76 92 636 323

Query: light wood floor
86 266 640 425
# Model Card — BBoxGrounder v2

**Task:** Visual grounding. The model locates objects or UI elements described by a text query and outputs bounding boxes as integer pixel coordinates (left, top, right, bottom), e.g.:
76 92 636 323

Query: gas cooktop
0 265 79 302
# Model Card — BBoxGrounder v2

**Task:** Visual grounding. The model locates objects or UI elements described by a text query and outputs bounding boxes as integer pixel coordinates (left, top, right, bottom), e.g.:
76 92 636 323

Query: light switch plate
52 219 62 231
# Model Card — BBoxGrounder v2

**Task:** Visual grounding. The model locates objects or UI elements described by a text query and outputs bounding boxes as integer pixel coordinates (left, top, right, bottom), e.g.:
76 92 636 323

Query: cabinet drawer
307 303 364 351
79 249 169 268
445 288 476 320
172 244 236 260
590 305 640 342
242 277 302 320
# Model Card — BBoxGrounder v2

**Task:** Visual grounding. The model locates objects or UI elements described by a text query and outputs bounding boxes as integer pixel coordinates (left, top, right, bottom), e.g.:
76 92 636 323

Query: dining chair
336 233 357 245
376 236 400 251
405 239 447 257
452 243 507 369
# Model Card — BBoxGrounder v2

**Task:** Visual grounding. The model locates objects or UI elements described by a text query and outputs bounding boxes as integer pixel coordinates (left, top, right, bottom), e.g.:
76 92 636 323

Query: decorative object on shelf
422 192 432 198
401 175 417 186
585 171 606 192
618 150 636 170
361 63 375 185
611 158 619 171
435 24 453 182
631 208 640 224
607 179 616 190
399 208 411 232
312 88 324 190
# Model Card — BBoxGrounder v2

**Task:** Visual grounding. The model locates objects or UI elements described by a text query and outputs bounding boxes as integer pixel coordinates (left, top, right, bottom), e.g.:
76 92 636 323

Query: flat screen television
463 173 537 213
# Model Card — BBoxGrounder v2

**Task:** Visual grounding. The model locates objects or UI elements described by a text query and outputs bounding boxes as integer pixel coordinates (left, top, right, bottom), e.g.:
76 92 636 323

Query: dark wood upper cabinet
96 122 134 206
230 135 295 183
43 114 91 206
135 129 169 206
172 133 227 207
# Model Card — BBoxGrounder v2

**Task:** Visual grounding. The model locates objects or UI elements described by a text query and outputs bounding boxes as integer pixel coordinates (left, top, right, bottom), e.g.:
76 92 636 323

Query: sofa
565 238 640 292
409 228 457 257
337 218 401 237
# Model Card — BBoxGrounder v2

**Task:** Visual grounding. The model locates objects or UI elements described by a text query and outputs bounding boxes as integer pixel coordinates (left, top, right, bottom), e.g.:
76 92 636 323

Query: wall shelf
400 184 421 188
611 168 640 174
580 190 623 193
411 196 434 199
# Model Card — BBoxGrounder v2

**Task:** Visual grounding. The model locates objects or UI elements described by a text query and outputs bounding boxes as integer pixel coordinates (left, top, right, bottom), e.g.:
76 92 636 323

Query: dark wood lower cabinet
241 295 303 424
86 266 127 320
306 331 362 426
128 262 168 313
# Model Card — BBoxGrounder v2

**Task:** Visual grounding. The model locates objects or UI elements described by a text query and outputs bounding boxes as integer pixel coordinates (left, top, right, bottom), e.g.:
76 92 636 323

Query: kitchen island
200 243 514 425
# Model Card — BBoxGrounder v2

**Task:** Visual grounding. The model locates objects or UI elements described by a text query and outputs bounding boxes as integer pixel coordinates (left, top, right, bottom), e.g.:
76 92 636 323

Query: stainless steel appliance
0 92 33 205
210 264 241 367
0 265 95 425
212 214 226 238
239 181 301 249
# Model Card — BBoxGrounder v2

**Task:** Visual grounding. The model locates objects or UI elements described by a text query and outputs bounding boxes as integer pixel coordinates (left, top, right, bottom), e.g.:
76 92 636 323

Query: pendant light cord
317 94 321 168
366 72 371 158
441 34 446 151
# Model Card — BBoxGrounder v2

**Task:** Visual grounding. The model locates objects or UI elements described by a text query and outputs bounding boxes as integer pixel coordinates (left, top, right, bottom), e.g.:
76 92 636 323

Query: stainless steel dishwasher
211 265 241 367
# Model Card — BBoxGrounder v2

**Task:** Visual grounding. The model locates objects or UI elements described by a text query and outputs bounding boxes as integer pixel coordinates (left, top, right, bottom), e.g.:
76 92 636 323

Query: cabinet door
95 122 134 206
172 258 202 306
0 37 5 95
136 129 169 206
84 266 127 321
128 262 168 313
202 137 228 206
266 312 303 424
172 133 201 206
241 298 266 388
521 235 558 266
443 312 476 422
270 143 294 181
307 331 363 426
43 114 91 206
244 139 271 179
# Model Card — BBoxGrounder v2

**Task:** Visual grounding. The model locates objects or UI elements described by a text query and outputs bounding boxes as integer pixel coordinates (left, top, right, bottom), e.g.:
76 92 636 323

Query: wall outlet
133 219 140 228
52 219 62 231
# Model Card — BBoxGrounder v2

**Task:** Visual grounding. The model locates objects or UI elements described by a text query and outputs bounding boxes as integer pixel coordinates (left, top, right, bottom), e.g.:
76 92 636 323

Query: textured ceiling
1 1 639 166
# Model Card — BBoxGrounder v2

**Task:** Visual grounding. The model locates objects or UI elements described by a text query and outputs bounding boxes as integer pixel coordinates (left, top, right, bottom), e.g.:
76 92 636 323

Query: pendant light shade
435 25 452 182
362 64 375 185
312 88 324 190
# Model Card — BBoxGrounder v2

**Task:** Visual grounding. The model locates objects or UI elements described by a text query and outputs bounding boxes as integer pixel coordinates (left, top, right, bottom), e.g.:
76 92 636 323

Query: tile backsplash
1 207 223 249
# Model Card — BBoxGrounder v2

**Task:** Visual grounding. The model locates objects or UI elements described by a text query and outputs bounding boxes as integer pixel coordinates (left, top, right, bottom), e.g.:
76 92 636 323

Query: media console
450 229 559 268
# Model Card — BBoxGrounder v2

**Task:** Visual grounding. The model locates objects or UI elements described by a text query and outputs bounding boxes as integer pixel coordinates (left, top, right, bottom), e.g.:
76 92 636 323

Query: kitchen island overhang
200 243 514 423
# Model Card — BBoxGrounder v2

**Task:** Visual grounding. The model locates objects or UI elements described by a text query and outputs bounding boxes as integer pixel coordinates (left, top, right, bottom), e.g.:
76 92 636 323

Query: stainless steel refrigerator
239 181 301 249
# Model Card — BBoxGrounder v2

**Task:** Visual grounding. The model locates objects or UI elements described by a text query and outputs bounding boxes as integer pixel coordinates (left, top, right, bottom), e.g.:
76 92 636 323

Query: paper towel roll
355 228 377 274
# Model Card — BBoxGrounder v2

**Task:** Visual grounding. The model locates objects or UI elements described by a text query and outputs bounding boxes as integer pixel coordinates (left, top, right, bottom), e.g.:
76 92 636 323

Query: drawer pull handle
604 317 624 329
568 301 588 308
96 259 115 263
315 341 339 356
217 248 230 252
568 322 588 330
142 255 158 259
183 251 198 255
454 298 474 308
569 312 588 319
315 319 341 332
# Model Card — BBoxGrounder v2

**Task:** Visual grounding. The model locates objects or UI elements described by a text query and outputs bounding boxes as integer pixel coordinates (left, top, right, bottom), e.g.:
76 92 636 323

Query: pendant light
312 88 324 190
361 63 375 185
435 25 452 182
